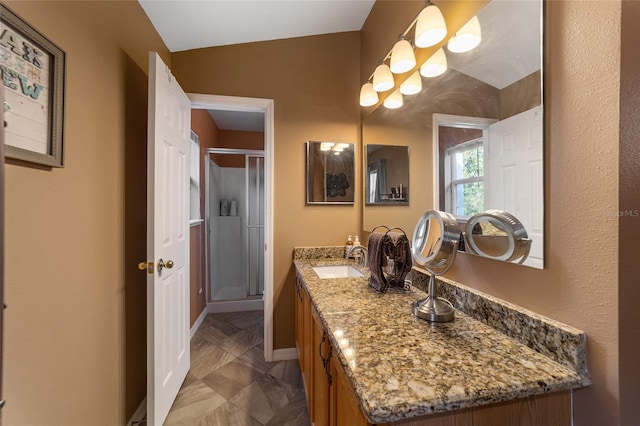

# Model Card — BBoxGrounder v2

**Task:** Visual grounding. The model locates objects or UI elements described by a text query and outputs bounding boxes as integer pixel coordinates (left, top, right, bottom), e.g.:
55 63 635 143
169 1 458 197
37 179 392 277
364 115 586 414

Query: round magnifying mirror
464 210 531 264
411 210 459 274
411 210 460 322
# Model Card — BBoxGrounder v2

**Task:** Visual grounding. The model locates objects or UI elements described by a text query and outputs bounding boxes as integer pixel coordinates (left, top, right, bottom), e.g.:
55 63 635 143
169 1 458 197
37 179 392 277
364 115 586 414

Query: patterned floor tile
166 310 310 426
201 359 263 400
197 400 263 426
264 394 310 426
164 379 226 425
228 375 289 424
237 347 279 374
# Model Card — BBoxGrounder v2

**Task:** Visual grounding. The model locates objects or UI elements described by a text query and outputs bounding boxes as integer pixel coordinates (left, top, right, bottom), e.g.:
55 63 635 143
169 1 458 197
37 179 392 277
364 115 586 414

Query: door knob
157 259 174 271
138 261 154 274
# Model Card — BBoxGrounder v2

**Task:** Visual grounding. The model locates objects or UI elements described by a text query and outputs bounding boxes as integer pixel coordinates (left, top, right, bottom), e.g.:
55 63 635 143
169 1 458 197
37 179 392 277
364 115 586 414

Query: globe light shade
372 64 394 92
415 5 447 48
383 89 403 109
390 39 416 74
447 16 481 53
400 71 422 95
420 48 447 78
359 82 379 107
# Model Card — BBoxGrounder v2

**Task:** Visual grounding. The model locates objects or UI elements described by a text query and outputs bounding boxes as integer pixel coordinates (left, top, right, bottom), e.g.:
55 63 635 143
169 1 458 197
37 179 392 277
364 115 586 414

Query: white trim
126 397 147 426
188 93 275 363
189 218 204 227
272 347 298 361
207 298 264 313
190 307 208 339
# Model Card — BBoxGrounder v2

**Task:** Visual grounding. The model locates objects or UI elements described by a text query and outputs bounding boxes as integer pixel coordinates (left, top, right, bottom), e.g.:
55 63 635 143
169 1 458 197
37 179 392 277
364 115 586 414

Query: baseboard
126 397 146 426
272 347 298 361
191 307 208 339
208 298 264 313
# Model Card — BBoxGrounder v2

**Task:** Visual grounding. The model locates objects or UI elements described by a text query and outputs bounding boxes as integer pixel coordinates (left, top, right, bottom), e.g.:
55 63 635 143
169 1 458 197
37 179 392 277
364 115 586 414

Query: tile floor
164 310 310 426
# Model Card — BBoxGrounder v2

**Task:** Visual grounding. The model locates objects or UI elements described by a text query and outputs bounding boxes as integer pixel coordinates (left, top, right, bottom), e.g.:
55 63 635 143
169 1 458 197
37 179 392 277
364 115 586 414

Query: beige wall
172 32 362 350
362 1 624 424
1 1 633 425
3 1 169 424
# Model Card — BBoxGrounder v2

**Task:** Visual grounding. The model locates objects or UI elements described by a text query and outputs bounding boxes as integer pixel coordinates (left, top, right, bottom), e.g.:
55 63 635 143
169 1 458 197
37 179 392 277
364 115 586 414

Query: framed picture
1 3 65 168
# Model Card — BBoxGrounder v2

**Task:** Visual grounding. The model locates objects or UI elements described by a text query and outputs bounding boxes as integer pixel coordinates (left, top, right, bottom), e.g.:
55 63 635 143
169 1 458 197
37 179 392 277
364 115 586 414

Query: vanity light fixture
383 89 403 109
359 82 379 107
372 64 394 92
447 15 481 53
415 3 447 48
420 47 447 77
390 38 416 74
400 70 422 95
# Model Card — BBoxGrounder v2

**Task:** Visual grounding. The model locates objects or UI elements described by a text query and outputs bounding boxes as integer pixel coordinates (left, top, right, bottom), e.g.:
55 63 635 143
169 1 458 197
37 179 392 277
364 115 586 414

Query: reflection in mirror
464 210 532 265
362 0 543 269
306 141 355 205
365 145 409 205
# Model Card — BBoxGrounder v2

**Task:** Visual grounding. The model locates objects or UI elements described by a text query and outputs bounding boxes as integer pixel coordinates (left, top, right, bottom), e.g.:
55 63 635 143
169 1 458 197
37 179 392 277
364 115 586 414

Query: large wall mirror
306 141 355 205
365 145 409 205
362 0 544 268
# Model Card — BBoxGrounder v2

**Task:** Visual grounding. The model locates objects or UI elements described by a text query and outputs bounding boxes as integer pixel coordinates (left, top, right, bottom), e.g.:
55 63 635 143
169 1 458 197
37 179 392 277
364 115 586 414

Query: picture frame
1 3 65 168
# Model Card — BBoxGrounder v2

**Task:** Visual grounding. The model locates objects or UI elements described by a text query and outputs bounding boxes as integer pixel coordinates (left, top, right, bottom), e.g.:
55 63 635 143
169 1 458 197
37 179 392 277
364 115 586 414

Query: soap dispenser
345 235 353 258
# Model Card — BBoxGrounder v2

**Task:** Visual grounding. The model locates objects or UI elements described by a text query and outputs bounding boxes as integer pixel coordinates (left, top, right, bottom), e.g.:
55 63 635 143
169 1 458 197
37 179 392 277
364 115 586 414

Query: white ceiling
208 109 265 131
138 0 375 52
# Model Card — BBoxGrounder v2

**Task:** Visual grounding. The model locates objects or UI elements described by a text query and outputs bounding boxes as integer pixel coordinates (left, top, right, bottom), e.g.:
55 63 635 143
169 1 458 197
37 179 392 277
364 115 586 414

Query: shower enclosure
207 149 265 302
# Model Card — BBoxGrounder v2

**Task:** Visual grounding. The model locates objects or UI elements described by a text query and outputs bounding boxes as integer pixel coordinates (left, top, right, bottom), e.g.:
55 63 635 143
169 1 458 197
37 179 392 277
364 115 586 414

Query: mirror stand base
412 273 454 322
413 297 455 322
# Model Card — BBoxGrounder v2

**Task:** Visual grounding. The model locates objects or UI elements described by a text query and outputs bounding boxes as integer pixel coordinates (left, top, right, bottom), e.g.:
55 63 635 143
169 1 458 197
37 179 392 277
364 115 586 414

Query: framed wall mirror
362 0 544 268
365 145 409 205
306 141 355 205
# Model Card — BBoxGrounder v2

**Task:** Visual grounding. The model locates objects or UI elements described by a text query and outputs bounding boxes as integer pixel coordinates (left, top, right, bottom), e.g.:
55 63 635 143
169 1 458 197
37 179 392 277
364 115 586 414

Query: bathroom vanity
293 247 590 426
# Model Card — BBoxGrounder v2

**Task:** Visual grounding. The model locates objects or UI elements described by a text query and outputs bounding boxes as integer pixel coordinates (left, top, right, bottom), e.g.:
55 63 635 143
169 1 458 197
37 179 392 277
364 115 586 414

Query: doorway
206 149 265 302
189 94 275 361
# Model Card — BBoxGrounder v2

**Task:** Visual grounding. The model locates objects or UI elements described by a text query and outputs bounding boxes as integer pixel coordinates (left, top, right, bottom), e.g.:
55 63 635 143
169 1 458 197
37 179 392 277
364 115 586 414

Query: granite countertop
294 256 589 424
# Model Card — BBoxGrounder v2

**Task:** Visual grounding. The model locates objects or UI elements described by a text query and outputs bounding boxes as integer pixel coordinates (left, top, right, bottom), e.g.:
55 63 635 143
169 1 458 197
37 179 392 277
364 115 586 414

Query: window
190 130 201 221
444 138 485 219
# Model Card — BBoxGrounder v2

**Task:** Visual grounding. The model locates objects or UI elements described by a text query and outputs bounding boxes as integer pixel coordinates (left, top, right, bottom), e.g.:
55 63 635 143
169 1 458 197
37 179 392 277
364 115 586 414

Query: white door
146 52 191 425
488 106 543 268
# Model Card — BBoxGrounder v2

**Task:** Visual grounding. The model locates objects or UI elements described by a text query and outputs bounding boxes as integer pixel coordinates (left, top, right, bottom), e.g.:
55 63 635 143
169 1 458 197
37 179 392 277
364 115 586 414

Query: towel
367 231 389 292
382 230 412 289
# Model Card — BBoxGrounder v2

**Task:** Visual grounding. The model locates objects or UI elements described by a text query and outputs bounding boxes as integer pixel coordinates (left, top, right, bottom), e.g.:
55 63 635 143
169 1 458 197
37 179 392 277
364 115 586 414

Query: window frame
444 137 485 220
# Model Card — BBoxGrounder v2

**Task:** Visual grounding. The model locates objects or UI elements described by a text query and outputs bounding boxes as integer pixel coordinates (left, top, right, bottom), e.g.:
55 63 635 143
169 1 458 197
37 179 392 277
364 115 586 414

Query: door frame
189 94 276 361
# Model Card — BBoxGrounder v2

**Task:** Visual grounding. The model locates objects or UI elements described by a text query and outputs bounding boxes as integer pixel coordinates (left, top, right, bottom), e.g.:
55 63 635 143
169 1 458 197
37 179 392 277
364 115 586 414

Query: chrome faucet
350 244 368 268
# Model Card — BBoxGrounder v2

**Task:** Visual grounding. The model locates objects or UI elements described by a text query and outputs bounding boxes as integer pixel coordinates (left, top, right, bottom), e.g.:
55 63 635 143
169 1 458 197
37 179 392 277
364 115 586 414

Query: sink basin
312 265 364 279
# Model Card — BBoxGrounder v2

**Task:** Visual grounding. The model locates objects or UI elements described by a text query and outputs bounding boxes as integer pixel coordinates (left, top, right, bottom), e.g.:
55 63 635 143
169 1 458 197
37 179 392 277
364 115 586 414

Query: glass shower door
246 155 264 296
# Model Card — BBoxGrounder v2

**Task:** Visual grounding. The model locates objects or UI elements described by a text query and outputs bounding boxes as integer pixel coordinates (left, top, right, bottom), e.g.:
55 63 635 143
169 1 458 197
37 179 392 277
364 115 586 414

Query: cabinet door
294 274 304 371
302 285 314 411
330 354 371 426
312 306 331 426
